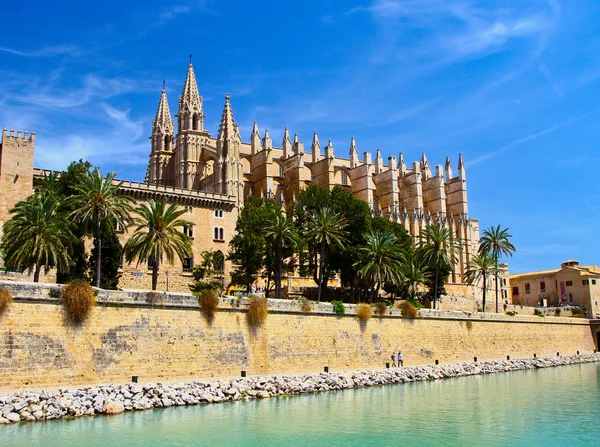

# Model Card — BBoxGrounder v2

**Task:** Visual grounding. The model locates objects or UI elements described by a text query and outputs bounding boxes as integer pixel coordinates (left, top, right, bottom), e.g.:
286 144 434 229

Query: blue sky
1 0 599 274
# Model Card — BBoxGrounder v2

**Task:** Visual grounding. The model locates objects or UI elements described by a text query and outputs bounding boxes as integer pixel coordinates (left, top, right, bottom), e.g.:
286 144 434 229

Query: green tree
35 172 61 197
418 223 461 309
305 207 348 302
354 229 404 302
123 198 193 291
399 257 430 301
464 252 497 312
479 225 516 313
1 195 75 282
228 196 280 292
264 214 299 299
190 250 225 294
89 220 123 290
67 168 134 288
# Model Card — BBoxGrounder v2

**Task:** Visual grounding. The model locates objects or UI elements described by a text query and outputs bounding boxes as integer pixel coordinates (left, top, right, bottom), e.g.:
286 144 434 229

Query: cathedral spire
251 120 261 155
282 126 292 159
153 86 174 137
458 153 466 180
178 61 203 131
218 93 236 142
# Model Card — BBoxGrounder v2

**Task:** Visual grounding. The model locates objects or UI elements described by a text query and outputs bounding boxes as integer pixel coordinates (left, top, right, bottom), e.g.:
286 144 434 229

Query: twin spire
152 85 174 135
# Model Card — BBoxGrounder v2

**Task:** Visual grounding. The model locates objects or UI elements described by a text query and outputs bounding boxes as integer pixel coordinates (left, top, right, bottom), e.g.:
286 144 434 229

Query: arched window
219 228 224 240
164 135 171 151
214 209 224 218
192 114 199 130
214 227 224 241
341 171 348 186
279 164 284 178
214 227 219 240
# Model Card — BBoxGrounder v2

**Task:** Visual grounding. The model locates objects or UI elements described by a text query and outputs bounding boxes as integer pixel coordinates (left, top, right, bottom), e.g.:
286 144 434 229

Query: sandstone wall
0 296 595 392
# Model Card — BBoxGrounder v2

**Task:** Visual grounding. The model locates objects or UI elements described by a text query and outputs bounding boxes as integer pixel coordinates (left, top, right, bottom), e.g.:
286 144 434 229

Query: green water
2 363 599 446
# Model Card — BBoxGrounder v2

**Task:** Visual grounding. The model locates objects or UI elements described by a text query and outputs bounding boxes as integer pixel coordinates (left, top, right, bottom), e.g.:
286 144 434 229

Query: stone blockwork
0 289 595 391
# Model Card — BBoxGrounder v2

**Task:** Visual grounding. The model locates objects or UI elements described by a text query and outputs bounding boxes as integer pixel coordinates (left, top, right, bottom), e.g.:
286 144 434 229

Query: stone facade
0 61 498 293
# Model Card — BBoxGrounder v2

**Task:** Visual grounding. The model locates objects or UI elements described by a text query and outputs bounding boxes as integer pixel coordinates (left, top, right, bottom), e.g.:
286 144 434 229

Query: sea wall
0 286 596 391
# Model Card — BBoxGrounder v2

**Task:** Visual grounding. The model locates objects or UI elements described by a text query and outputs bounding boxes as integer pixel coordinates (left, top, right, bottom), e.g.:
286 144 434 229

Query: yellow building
510 260 600 317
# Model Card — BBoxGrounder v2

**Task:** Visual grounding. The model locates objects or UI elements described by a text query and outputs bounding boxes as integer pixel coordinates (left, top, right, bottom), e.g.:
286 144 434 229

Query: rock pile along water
1 354 598 424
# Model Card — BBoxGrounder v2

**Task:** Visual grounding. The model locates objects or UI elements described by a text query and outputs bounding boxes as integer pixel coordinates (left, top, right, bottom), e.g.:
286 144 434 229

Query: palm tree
399 257 429 301
67 168 134 288
354 229 404 302
464 252 497 312
305 207 348 302
35 172 61 197
123 198 193 291
418 223 461 310
1 195 74 282
264 214 300 299
479 225 516 313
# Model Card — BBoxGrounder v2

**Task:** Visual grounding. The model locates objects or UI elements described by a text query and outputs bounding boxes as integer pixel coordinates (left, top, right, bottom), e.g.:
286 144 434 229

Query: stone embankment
1 354 598 425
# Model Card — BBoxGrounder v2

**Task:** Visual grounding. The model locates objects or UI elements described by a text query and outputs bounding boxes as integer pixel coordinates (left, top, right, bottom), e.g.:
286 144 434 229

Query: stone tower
0 129 35 265
147 84 175 185
215 94 243 205
174 61 208 189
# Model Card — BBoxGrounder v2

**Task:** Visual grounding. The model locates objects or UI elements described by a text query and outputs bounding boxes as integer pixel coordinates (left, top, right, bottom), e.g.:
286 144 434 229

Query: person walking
391 352 396 367
398 352 404 367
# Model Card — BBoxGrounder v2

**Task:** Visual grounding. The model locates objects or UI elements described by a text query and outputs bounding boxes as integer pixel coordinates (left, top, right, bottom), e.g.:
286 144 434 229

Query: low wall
0 288 595 392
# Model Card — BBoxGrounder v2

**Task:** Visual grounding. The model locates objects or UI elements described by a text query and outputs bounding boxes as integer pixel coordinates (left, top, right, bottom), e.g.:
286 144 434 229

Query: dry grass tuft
300 297 313 312
63 280 95 323
374 301 388 317
399 300 419 318
247 295 268 327
0 287 13 315
357 303 373 321
199 289 219 322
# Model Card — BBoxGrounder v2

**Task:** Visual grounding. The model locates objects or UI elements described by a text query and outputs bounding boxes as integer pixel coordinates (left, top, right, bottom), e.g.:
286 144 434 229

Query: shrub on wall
506 311 515 316
199 289 219 322
0 287 13 315
405 298 424 310
331 300 345 315
399 301 419 318
572 307 584 315
247 295 268 327
356 303 373 321
554 308 561 316
534 308 544 317
374 301 388 316
300 297 313 312
62 280 95 323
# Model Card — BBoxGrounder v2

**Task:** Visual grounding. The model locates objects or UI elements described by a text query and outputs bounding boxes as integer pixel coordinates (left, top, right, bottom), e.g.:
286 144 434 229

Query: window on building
583 279 590 286
214 227 224 241
540 281 546 293
525 283 530 294
593 279 597 285
341 171 348 186
182 257 193 271
569 292 573 303
187 206 194 215
219 228 224 240
512 286 519 295
147 256 155 269
279 164 284 178
183 225 194 238
503 278 507 286
214 209 223 218
566 281 573 287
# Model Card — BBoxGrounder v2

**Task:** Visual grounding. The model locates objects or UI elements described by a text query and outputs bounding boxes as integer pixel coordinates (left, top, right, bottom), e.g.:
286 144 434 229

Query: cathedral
0 61 489 294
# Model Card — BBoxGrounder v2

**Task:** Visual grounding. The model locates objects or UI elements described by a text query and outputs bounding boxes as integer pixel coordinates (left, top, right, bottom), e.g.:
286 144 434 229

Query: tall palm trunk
275 242 282 299
482 273 487 312
317 240 326 302
433 258 439 310
95 218 102 288
152 255 159 291
495 260 499 313
33 264 41 283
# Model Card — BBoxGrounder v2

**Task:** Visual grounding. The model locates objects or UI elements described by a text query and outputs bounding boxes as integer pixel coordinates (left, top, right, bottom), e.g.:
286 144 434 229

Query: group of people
391 352 404 367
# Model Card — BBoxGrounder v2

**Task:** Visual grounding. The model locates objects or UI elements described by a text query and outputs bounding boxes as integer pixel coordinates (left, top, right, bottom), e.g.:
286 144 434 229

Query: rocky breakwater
1 354 599 424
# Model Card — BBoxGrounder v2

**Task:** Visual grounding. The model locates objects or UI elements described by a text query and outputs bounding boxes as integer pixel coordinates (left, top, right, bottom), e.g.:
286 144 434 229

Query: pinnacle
180 62 202 113
218 93 236 141
153 89 174 135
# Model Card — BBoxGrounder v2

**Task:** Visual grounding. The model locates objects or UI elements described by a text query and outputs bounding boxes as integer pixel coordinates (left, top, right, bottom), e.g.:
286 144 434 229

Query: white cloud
0 45 81 58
